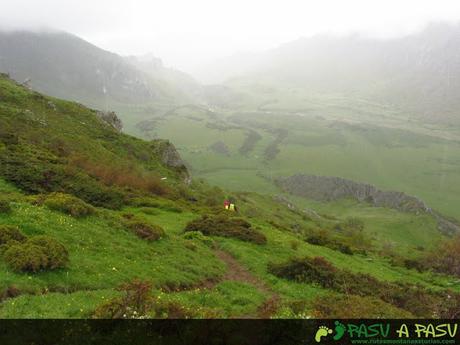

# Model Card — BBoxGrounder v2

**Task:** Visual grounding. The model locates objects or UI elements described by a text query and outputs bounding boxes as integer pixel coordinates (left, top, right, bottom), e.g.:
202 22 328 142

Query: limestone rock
96 111 123 131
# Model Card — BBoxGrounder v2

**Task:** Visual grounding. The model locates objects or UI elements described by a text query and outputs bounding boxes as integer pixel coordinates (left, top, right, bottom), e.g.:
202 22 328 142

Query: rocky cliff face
96 111 123 131
150 139 191 184
276 174 459 235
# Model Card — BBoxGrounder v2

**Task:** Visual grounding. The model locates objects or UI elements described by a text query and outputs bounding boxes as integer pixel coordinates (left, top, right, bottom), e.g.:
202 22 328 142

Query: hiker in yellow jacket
224 199 237 212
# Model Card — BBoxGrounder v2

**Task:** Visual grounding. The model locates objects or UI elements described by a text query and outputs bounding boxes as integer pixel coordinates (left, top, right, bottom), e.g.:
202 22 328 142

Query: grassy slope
0 75 458 318
1 177 458 318
126 101 460 220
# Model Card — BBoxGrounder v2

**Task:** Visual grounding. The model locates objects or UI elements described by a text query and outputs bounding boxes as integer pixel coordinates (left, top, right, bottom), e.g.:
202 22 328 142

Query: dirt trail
164 249 280 317
213 249 280 318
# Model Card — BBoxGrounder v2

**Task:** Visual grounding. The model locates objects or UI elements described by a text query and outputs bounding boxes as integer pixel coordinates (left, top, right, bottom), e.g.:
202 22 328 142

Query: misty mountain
125 53 202 102
0 30 199 107
197 23 460 123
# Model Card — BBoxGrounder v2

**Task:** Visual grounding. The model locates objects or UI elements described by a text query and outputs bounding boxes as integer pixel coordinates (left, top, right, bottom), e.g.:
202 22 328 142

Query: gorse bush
94 280 153 319
43 192 95 217
27 236 69 269
122 215 165 241
312 294 413 318
305 230 354 255
427 235 460 277
184 215 267 244
268 256 337 288
3 235 68 272
268 255 460 317
93 280 200 319
3 243 49 272
0 199 12 214
69 154 170 196
0 225 27 246
181 231 215 248
0 143 125 209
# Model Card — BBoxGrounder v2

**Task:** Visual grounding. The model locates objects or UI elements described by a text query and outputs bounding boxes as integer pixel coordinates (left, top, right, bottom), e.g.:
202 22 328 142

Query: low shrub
184 215 266 244
181 231 215 248
268 255 451 317
336 217 365 232
0 225 27 245
3 243 50 272
28 236 69 269
158 204 183 213
268 256 337 288
312 294 413 318
290 240 300 251
66 178 125 210
124 219 165 241
3 235 68 272
153 300 197 319
43 192 95 217
426 235 460 277
184 240 198 251
93 280 199 319
129 197 161 208
0 199 11 214
93 280 153 319
305 230 354 255
69 154 171 196
0 143 126 210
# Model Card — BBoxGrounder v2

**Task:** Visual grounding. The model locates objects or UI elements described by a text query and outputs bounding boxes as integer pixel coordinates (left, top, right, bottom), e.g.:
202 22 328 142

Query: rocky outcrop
276 174 459 235
96 111 123 131
151 139 191 184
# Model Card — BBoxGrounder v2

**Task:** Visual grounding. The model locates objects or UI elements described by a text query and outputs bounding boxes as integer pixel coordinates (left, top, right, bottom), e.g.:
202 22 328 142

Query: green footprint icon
333 321 346 341
315 326 333 342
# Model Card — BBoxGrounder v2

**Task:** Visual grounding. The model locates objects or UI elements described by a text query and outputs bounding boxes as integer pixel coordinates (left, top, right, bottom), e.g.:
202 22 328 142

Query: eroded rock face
96 111 123 131
276 174 460 235
277 174 429 213
151 139 191 184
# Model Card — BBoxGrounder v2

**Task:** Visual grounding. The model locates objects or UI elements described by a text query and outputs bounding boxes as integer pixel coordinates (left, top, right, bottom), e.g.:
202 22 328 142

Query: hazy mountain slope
198 23 460 123
0 30 198 107
126 54 203 102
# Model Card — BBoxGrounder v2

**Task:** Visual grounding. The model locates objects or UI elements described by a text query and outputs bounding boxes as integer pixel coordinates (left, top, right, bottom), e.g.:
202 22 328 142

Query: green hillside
0 74 459 318
125 101 460 221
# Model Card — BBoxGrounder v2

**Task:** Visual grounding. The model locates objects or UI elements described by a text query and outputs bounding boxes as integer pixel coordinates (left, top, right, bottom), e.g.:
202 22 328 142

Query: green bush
268 255 452 317
0 143 125 210
0 199 11 214
3 243 50 272
124 219 165 241
65 177 125 210
28 236 69 269
93 280 153 319
305 230 354 255
181 231 215 247
3 235 68 272
43 192 95 217
0 225 27 245
93 280 200 319
184 215 266 244
312 294 413 318
129 197 161 208
268 256 337 288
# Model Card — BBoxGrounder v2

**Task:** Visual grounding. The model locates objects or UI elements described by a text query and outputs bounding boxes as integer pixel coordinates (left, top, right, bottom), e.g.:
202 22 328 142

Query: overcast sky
1 0 460 72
